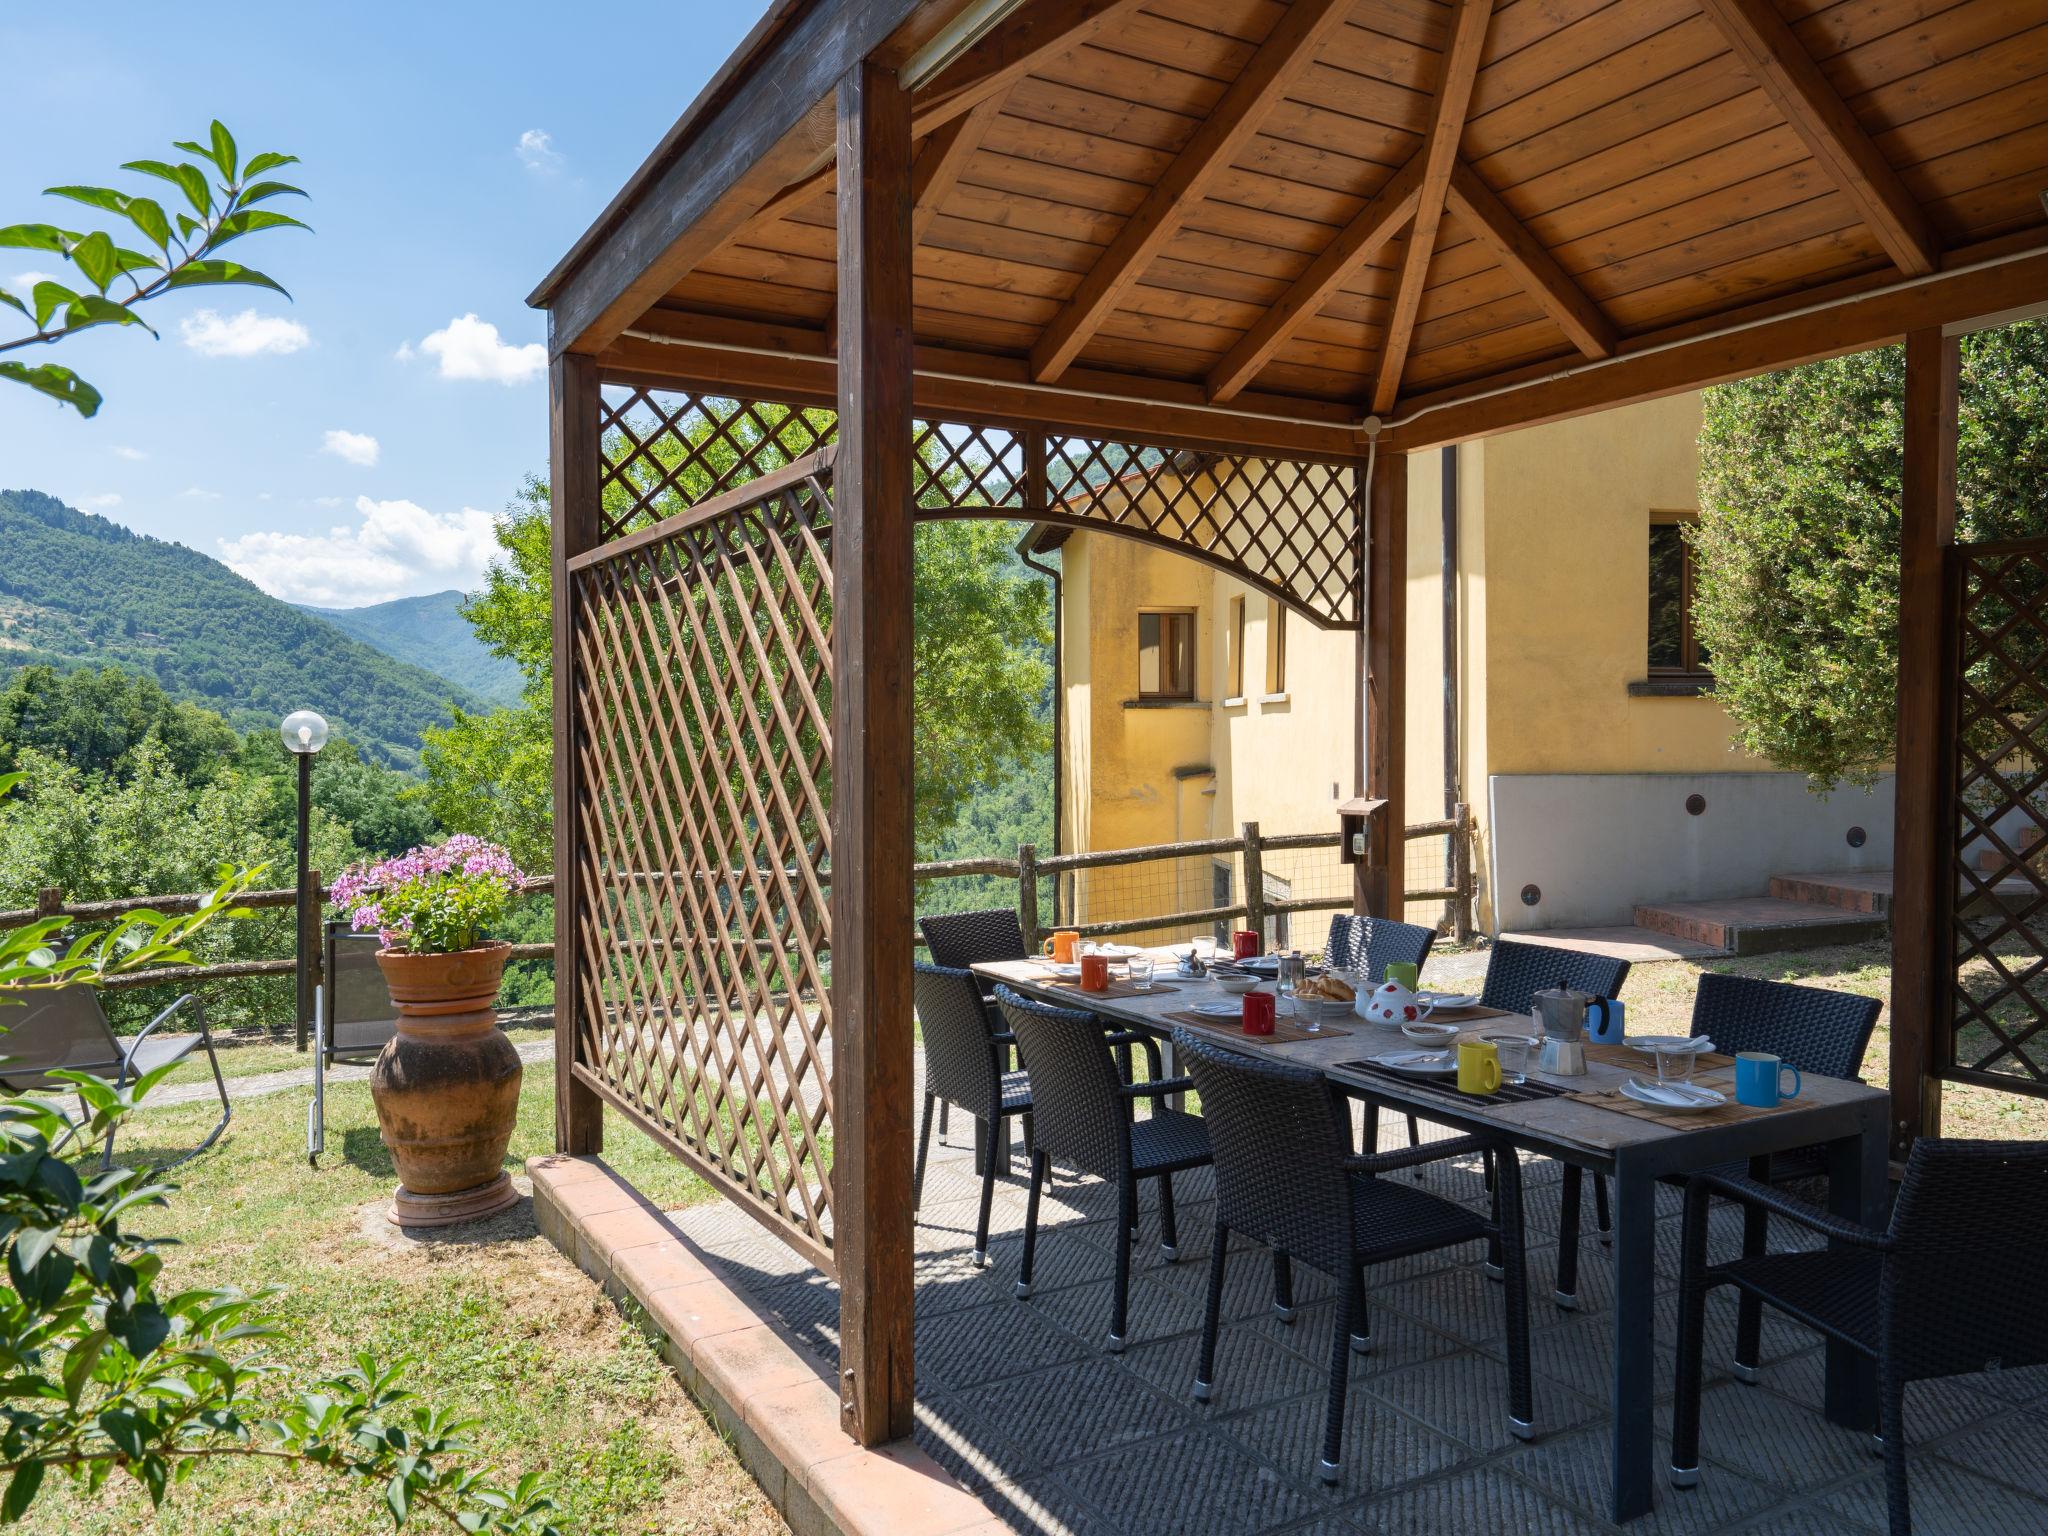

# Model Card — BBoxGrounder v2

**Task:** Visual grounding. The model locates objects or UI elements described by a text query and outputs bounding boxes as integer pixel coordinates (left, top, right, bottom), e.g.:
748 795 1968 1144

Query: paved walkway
674 1104 2048 1536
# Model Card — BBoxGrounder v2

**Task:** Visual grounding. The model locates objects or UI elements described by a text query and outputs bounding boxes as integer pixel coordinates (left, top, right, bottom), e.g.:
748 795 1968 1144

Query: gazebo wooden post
550 351 603 1157
1356 448 1409 919
1887 327 1960 1160
830 56 917 1446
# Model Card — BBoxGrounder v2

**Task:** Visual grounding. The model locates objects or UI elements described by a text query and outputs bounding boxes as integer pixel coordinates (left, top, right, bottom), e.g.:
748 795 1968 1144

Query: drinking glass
1128 954 1156 992
1487 1034 1533 1085
1654 1044 1699 1086
1277 951 1307 1027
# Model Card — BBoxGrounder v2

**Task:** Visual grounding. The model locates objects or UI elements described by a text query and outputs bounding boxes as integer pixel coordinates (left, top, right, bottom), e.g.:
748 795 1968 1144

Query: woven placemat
1164 1008 1350 1044
1567 1079 1800 1130
1584 1041 1735 1073
1036 977 1181 1001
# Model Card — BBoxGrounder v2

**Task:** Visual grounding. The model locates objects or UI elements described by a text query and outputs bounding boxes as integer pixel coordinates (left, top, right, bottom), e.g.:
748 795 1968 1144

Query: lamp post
282 710 328 1051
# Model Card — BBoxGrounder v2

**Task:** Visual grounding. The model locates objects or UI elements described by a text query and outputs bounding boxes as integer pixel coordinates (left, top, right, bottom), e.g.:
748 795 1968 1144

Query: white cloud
81 493 122 510
321 428 380 467
407 313 545 385
112 445 147 461
11 270 59 292
220 496 500 607
516 128 564 174
312 495 346 508
178 307 310 358
180 486 222 501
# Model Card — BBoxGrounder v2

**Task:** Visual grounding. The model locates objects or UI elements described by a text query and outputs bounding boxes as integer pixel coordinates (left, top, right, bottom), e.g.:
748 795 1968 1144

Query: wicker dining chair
1556 972 1881 1313
997 985 1211 1352
1331 914 1440 1155
1175 1029 1535 1483
1671 1139 2048 1536
914 961 1035 1266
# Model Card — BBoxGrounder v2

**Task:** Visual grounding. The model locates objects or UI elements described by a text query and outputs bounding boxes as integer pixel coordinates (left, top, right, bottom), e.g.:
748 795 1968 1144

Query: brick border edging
528 1155 1008 1536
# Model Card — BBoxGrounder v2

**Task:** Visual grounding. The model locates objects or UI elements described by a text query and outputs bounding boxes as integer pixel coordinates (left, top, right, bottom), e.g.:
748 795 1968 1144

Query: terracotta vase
370 941 522 1227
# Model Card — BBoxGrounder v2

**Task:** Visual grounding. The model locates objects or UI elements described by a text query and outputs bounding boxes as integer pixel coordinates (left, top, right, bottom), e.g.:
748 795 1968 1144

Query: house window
1262 873 1291 950
1264 599 1287 694
1648 522 1710 676
1138 609 1195 699
1212 860 1233 949
1225 597 1246 699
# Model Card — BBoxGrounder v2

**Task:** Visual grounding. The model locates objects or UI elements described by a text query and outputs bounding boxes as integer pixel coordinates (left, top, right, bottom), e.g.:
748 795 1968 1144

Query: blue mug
1735 1052 1801 1108
1587 998 1626 1044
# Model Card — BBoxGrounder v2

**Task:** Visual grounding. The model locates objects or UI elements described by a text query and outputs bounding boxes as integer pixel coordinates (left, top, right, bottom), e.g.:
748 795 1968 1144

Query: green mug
1384 962 1420 992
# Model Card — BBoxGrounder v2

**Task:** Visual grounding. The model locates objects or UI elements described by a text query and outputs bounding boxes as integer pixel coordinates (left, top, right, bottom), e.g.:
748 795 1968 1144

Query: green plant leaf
242 150 299 177
122 159 211 216
43 184 128 215
29 281 75 329
0 224 73 252
69 231 117 292
61 1329 106 1408
238 180 308 206
122 196 171 250
209 121 239 182
0 288 24 320
163 260 288 299
0 362 100 416
0 1459 42 1523
210 209 310 248
63 294 150 336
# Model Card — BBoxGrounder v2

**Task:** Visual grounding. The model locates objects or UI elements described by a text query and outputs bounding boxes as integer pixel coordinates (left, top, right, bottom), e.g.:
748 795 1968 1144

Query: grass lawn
26 1072 787 1536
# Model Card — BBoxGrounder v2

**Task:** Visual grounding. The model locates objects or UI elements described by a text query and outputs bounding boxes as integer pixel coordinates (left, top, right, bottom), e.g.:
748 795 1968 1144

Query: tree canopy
1692 321 2048 790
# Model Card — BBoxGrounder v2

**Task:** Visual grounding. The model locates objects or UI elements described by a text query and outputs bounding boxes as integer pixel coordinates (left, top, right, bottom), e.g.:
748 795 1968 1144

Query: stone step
1631 896 1888 955
1768 870 1894 916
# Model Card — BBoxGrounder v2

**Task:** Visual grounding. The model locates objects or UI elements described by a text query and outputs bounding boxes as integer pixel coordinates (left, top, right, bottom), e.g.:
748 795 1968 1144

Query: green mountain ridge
0 488 483 766
298 590 523 707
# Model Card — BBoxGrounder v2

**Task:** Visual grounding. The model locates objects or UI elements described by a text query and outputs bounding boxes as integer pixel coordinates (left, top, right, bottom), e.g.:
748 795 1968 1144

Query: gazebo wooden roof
534 0 2048 453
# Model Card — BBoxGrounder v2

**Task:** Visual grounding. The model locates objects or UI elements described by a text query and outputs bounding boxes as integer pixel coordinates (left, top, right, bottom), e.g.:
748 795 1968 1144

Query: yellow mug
1457 1038 1501 1095
1041 930 1080 964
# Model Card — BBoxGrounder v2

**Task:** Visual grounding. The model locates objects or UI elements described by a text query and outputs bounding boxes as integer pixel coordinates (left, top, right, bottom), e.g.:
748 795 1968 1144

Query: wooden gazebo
530 0 2048 1467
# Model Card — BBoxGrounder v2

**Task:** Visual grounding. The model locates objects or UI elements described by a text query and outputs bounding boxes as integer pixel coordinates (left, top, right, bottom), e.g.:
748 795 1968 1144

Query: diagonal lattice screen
569 448 840 1269
593 386 1362 626
1947 537 2048 1095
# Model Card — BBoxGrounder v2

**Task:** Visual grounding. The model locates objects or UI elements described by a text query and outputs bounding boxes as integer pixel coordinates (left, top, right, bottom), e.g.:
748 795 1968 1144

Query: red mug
1242 990 1276 1036
1231 929 1261 961
1079 953 1110 992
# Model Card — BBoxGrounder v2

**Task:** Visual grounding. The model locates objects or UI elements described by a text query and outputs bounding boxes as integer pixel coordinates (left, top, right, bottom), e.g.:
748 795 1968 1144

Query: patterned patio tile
1508 1421 1783 1535
1823 1457 2048 1535
1350 1466 1609 1536
1028 1273 1206 1352
917 1297 1094 1391
1762 1354 2011 1445
1191 1241 1340 1321
1222 1386 1471 1495
915 1388 1034 1493
1058 1427 1316 1536
915 1247 1013 1317
956 1358 1183 1475
1930 1408 2048 1498
1245 1296 1466 1381
751 1269 841 1356
1362 1349 1600 1453
1650 1379 1878 1488
1964 1362 2048 1405
1375 1262 1518 1345
978 1471 1120 1536
1120 1319 1322 1410
1723 1503 1882 1536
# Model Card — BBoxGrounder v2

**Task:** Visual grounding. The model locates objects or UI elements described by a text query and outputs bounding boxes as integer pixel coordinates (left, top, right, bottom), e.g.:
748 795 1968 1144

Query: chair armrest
1344 1134 1493 1176
990 1030 1017 1046
118 993 203 1084
1687 1171 1891 1250
1120 1076 1195 1101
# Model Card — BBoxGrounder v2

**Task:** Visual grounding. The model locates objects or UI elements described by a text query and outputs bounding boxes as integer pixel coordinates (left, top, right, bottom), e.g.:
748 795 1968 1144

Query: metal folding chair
0 988 228 1170
308 920 398 1164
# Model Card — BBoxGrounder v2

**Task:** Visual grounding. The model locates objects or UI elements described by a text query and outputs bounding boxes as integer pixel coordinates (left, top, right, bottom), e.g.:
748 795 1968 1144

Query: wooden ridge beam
1447 161 1616 359
1028 0 1356 384
1696 0 1936 277
1207 152 1425 403
1370 0 1494 415
912 0 1147 138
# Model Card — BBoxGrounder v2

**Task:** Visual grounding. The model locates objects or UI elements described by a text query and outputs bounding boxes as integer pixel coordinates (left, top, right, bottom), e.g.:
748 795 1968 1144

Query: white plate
1091 943 1143 958
1417 991 1481 1010
1190 1001 1246 1019
1045 962 1082 979
1302 996 1356 1018
1401 1021 1461 1044
1620 1078 1725 1112
1629 1035 1714 1054
1371 1049 1457 1076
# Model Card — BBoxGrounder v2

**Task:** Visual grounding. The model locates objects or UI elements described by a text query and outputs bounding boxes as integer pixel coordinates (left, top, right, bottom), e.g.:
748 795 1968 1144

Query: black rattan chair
1671 1139 2048 1536
919 907 1029 970
1176 1029 1534 1483
914 961 1034 1266
1557 972 1881 1312
997 985 1210 1352
1323 914 1435 982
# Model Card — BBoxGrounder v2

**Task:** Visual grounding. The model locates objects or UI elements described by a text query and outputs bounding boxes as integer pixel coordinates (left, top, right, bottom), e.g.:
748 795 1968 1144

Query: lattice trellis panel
593 387 1362 627
1945 537 2048 1095
570 450 840 1269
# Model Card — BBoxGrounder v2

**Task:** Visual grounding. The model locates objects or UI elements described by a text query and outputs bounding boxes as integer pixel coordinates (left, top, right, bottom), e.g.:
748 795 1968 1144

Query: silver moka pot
1534 987 1596 1076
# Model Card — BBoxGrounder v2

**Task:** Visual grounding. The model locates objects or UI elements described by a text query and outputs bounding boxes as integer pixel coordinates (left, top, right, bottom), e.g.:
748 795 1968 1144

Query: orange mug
1231 929 1261 961
1079 953 1110 992
1042 930 1080 964
1242 990 1276 1035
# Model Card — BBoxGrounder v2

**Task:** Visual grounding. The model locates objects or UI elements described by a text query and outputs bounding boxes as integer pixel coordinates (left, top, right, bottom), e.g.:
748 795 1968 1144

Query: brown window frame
1137 608 1197 700
1648 520 1711 678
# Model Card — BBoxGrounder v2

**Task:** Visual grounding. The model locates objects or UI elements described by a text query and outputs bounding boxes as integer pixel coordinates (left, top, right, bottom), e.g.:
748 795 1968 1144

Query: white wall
1487 771 1896 931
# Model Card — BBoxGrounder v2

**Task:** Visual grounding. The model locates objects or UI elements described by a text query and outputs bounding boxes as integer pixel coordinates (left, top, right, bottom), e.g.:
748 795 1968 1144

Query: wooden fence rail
0 812 1474 999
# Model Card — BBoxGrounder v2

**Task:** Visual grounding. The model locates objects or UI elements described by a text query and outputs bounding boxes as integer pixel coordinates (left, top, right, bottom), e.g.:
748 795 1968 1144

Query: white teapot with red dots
1358 979 1434 1026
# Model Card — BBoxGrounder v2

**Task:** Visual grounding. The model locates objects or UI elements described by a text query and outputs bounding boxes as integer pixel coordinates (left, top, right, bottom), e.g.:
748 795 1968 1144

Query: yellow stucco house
1032 393 1895 940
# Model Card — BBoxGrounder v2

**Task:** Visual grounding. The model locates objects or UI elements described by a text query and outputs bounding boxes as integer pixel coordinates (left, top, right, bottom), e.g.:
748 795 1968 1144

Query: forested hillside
0 489 482 765
300 590 523 706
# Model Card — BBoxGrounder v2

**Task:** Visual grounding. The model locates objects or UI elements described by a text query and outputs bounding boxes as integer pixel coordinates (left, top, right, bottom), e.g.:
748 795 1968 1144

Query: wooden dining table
972 953 1891 1524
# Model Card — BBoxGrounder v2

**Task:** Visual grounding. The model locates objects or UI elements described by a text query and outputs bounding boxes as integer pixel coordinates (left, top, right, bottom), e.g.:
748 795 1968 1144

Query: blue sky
0 3 762 606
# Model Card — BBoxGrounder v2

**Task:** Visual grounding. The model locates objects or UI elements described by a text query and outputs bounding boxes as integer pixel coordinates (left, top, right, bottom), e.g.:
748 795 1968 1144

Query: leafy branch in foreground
0 121 308 416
